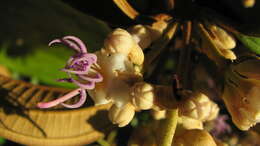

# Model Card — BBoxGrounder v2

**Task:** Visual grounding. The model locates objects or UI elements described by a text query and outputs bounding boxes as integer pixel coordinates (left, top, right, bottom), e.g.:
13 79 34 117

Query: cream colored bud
173 129 217 146
104 28 135 55
128 25 153 49
131 82 155 110
197 22 237 63
209 25 236 50
179 92 219 122
242 0 255 8
108 103 135 127
128 44 144 65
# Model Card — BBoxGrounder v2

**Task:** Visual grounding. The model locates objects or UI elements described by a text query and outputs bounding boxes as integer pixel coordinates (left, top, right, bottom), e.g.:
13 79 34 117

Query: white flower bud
108 103 135 127
104 28 135 55
179 92 219 122
128 44 144 65
131 82 155 110
128 24 152 49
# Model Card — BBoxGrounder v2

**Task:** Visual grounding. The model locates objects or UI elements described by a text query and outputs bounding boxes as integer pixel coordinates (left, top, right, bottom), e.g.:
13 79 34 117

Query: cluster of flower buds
36 19 173 127
196 21 237 65
222 56 260 130
37 15 222 128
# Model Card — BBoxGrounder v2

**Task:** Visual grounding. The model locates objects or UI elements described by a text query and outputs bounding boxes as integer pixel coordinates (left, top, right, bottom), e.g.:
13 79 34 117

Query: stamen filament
37 88 81 108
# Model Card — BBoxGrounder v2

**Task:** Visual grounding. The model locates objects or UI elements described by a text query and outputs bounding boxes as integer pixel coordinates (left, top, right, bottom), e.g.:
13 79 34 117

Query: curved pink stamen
63 36 87 53
49 38 81 52
37 88 81 108
48 39 62 46
71 79 95 89
61 39 81 52
61 89 87 108
79 74 103 82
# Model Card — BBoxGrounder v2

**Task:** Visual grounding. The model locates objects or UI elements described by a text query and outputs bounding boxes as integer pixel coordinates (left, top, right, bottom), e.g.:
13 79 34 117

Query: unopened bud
128 25 152 49
179 92 219 122
209 25 236 50
128 44 144 65
131 82 155 110
108 103 135 127
104 28 135 55
197 22 237 63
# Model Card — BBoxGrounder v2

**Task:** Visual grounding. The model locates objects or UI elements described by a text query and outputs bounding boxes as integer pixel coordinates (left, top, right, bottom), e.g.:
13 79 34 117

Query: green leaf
236 34 260 55
0 0 111 88
0 46 76 88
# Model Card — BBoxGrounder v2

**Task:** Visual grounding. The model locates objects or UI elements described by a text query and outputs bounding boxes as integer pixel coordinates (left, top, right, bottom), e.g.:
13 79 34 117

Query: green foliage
0 0 111 88
236 34 260 55
0 137 5 145
0 46 76 88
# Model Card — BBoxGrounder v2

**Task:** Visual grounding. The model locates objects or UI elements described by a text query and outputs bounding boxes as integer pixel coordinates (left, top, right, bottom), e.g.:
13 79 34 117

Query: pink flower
37 36 103 108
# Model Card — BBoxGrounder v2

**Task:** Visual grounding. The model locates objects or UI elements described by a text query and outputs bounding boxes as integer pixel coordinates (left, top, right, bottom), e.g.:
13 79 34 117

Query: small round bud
131 82 155 110
179 92 219 122
104 28 135 55
108 103 135 127
128 44 144 65
128 24 152 49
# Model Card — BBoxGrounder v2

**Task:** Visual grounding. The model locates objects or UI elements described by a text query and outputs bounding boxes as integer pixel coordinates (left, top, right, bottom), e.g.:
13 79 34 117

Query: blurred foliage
236 34 260 55
0 137 5 145
0 0 111 88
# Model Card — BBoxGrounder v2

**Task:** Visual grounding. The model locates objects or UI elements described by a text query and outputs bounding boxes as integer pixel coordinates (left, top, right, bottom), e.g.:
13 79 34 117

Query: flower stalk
159 109 179 146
